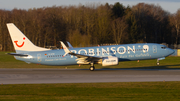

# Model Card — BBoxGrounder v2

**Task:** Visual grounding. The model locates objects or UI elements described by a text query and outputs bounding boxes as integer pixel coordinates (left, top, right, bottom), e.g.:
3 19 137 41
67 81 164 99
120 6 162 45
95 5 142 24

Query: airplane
6 23 175 71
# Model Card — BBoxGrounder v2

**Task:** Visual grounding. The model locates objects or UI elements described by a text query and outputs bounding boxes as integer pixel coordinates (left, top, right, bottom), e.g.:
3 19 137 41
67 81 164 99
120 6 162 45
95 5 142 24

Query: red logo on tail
14 37 25 48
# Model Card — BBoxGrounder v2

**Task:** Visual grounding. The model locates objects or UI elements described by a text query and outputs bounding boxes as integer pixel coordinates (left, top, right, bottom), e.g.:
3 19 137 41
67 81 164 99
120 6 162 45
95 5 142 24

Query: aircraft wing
60 41 102 63
7 53 28 57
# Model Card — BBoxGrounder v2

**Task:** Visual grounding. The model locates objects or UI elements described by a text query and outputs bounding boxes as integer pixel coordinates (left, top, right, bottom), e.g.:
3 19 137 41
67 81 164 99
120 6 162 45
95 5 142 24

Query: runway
1 68 180 84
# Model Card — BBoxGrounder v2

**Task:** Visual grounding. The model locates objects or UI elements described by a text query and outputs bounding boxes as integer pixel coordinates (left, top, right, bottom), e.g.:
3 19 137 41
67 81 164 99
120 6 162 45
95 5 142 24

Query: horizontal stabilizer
7 53 28 57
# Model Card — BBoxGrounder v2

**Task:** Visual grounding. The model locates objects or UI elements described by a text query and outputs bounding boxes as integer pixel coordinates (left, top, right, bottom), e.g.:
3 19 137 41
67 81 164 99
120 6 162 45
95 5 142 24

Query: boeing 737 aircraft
7 23 174 71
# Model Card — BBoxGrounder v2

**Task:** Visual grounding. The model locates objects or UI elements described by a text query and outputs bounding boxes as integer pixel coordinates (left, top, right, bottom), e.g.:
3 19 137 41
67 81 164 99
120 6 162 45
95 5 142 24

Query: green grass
0 51 180 69
0 82 180 101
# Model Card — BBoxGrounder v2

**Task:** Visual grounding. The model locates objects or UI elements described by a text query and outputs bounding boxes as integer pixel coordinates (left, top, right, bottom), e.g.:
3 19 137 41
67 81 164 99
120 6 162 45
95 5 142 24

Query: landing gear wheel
157 62 159 65
89 66 95 71
157 59 160 66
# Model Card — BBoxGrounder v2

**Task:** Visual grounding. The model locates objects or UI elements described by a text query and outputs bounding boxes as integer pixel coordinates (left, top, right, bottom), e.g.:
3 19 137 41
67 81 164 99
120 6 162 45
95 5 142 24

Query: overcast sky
0 0 180 14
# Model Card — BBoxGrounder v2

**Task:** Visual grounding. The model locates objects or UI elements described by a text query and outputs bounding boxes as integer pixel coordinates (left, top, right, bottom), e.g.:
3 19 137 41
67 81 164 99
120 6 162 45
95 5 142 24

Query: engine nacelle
77 60 89 65
102 57 118 66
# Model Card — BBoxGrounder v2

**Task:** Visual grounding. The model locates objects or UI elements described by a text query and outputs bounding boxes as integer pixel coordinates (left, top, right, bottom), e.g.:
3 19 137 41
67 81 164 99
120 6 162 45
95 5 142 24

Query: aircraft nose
169 48 175 55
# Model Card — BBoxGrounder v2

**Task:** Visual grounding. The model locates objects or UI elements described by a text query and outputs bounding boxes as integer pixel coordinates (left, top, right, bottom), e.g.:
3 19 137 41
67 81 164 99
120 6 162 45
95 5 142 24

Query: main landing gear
89 63 95 71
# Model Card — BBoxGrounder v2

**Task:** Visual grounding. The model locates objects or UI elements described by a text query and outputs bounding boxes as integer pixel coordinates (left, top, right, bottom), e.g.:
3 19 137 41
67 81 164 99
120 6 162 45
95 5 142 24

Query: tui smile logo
14 37 25 47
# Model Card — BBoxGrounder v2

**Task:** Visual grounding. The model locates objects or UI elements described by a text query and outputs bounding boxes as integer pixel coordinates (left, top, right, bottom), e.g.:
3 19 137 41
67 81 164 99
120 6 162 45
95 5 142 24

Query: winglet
67 41 73 48
60 41 71 57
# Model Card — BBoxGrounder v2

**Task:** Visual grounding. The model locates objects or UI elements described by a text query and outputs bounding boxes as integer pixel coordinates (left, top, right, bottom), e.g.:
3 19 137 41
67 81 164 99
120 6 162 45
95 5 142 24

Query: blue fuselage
15 43 174 66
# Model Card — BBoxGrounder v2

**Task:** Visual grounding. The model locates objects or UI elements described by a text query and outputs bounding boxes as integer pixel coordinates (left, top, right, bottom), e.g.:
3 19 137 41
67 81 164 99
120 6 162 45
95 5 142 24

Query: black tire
89 66 95 71
157 62 160 65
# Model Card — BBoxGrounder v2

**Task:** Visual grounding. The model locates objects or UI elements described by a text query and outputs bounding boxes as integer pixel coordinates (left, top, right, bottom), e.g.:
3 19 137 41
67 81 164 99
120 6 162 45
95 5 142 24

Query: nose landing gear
157 62 160 65
89 63 95 71
157 59 160 65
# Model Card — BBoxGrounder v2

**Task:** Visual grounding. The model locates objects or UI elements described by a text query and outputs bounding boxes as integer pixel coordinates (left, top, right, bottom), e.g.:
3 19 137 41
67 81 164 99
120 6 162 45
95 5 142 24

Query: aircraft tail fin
6 23 50 53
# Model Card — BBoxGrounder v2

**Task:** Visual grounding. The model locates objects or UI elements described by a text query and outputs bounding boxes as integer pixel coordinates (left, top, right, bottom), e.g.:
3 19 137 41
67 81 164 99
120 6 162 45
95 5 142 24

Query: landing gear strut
89 63 95 71
157 59 160 65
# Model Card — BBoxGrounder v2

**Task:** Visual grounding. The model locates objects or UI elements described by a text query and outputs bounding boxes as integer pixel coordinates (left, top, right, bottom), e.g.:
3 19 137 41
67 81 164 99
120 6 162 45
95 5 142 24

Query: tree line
0 2 180 51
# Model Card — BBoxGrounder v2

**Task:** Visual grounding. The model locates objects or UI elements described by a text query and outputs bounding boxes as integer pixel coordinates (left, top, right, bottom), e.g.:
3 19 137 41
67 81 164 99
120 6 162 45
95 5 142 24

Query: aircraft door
152 45 157 53
37 54 42 62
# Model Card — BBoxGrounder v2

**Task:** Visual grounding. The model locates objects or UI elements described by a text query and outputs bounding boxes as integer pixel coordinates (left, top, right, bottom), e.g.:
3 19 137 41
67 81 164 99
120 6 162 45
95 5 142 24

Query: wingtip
6 23 14 25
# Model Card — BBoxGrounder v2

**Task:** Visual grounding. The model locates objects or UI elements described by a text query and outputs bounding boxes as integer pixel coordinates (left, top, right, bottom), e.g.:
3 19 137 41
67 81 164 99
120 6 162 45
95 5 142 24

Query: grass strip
0 82 180 101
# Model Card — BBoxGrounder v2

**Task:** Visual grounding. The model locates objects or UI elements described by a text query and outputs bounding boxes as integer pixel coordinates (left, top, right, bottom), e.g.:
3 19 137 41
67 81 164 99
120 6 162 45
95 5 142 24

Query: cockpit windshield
161 46 166 49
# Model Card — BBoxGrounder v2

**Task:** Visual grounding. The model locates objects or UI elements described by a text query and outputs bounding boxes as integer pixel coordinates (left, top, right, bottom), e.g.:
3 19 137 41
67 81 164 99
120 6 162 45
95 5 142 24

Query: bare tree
111 17 128 44
169 9 180 47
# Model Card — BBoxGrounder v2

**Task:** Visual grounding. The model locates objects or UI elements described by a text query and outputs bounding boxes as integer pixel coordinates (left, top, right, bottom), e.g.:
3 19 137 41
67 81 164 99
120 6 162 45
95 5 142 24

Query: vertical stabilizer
7 23 50 52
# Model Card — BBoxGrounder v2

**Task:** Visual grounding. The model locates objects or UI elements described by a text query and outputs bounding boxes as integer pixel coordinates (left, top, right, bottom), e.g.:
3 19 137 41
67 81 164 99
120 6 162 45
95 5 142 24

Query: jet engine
102 57 118 66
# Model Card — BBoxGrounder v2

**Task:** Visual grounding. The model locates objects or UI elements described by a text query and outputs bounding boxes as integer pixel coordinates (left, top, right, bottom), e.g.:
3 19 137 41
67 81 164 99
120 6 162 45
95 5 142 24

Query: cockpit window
161 47 166 49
